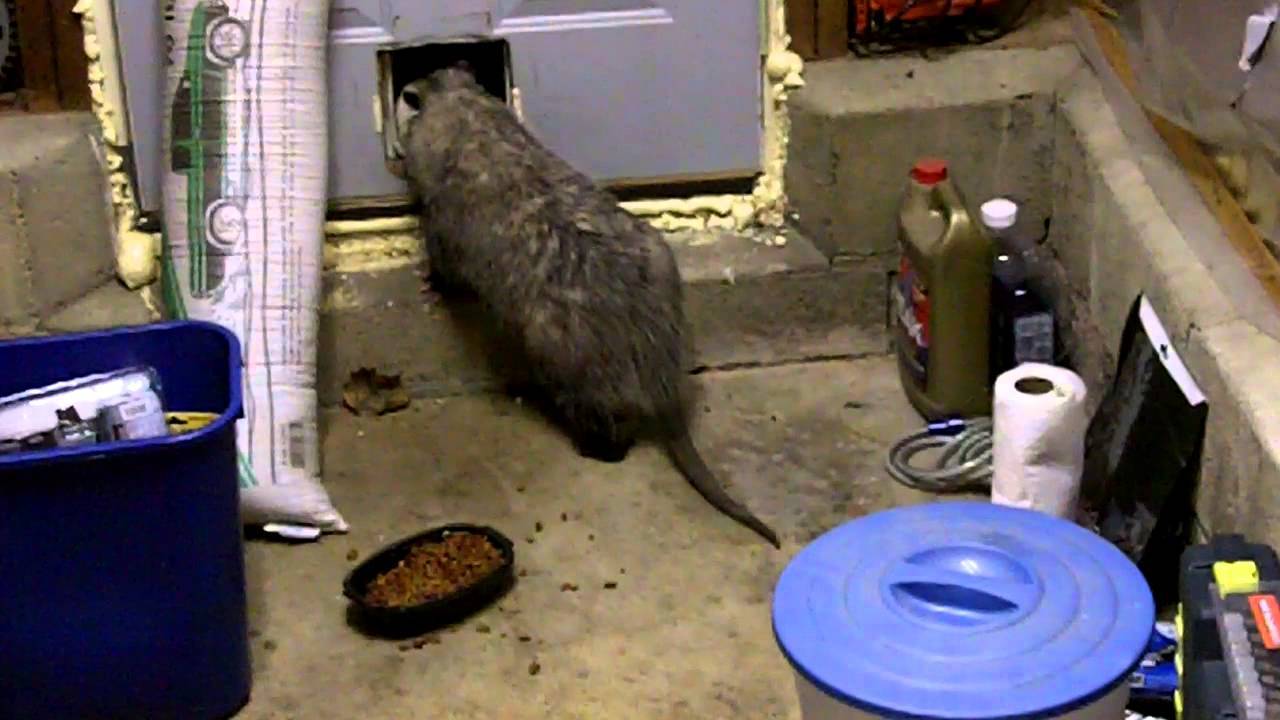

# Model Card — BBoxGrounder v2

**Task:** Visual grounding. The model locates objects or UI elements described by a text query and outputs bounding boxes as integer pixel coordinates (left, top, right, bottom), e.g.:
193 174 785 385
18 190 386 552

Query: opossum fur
396 67 779 548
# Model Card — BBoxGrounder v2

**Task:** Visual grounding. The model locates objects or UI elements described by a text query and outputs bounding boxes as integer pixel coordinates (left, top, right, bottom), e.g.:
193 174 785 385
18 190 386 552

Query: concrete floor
237 354 937 719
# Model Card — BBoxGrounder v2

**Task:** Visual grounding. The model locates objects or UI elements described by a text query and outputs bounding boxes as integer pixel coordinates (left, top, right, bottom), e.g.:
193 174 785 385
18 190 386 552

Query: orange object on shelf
854 0 1007 33
850 0 1030 54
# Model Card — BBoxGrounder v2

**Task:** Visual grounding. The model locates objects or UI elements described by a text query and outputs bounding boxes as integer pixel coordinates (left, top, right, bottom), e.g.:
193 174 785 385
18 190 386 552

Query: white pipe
160 0 346 536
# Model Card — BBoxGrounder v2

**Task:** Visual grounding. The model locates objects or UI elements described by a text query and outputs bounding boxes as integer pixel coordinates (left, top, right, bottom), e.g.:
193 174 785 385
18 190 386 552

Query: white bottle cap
981 198 1018 230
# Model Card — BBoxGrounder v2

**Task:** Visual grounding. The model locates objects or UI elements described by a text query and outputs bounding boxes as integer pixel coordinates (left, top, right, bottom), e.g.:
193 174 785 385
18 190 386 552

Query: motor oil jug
894 158 993 419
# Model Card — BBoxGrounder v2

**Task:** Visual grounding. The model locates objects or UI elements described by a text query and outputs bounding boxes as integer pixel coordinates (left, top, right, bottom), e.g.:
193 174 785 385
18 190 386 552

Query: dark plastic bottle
982 198 1055 382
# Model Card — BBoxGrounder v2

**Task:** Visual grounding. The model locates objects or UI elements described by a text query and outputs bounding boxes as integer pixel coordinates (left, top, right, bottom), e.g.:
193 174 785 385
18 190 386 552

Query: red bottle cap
910 158 948 185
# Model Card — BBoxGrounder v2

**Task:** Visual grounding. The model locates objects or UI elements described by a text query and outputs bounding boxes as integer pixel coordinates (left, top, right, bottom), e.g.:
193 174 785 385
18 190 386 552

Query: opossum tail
663 422 781 549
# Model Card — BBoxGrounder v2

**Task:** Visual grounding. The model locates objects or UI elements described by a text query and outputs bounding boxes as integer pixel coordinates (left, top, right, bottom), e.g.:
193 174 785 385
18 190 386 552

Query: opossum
395 66 780 548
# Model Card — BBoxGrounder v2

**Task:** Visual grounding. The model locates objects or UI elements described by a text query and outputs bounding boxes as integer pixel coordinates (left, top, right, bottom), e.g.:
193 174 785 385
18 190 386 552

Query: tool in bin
1176 535 1280 720
0 367 169 455
1131 622 1179 713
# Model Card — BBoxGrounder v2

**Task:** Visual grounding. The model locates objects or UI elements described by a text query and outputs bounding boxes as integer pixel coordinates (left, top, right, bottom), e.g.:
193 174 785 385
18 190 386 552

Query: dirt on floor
235 354 942 719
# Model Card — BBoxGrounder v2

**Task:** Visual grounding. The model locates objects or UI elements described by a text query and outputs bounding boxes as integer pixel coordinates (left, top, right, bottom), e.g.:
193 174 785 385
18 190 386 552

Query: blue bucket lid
772 502 1154 720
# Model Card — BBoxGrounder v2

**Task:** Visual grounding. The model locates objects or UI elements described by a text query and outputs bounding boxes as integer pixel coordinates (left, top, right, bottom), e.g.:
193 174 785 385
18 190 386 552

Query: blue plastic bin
0 321 251 720
772 501 1154 719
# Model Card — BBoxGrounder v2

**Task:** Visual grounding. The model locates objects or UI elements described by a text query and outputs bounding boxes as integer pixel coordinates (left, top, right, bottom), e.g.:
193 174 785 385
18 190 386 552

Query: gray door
330 0 763 201
115 0 762 211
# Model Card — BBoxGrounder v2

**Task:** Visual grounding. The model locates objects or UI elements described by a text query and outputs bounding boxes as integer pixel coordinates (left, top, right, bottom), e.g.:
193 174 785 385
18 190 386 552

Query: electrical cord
885 417 993 493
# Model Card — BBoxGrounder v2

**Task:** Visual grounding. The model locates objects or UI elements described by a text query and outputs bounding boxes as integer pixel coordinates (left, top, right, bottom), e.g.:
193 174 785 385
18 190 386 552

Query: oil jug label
894 256 929 384
1013 312 1054 364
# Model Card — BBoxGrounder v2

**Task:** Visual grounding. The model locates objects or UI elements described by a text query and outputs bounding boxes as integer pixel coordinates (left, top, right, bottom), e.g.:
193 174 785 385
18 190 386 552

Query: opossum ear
401 83 423 112
572 211 604 235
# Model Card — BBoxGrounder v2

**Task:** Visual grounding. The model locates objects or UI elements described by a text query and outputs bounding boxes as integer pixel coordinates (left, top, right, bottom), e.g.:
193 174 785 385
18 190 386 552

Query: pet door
376 37 515 168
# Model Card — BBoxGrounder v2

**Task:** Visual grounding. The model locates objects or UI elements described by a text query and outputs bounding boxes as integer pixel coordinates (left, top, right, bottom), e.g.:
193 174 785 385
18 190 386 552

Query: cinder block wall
0 113 150 339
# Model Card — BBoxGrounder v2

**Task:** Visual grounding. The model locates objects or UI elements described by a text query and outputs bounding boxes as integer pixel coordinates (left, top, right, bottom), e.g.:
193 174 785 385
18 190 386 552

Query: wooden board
1081 8 1280 313
815 0 850 59
14 0 58 111
11 0 89 112
786 0 818 59
48 0 89 110
785 0 849 61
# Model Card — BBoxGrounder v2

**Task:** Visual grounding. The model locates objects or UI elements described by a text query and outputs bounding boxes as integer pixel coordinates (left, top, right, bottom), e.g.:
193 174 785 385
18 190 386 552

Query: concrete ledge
317 231 886 405
1049 68 1237 349
40 282 154 334
0 114 117 314
0 112 149 337
1184 320 1280 538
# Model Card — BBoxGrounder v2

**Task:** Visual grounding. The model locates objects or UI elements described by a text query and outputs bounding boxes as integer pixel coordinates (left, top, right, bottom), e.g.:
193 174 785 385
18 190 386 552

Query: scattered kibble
475 623 491 634
518 569 528 578
408 635 441 650
525 537 536 544
518 635 532 643
528 661 542 676
535 521 543 532
620 568 626 575
560 512 568 522
560 582 579 592
604 581 618 590
363 532 504 608
263 639 278 652
516 485 526 493
346 549 360 562
588 534 595 541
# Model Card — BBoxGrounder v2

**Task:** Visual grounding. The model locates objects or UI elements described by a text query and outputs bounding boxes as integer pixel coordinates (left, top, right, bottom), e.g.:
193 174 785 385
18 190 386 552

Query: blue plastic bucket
0 321 251 720
772 502 1154 719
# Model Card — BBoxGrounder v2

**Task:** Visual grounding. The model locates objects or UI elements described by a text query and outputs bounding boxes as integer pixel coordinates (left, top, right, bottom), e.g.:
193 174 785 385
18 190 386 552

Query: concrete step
0 112 149 337
785 46 1080 259
318 230 892 405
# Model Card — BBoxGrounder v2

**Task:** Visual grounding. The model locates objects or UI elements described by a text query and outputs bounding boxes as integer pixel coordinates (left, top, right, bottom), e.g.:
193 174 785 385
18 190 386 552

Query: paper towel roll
991 363 1089 519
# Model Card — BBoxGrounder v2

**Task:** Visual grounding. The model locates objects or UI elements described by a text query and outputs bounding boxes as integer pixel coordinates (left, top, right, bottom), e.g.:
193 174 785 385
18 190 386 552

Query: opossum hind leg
419 232 470 299
562 402 636 464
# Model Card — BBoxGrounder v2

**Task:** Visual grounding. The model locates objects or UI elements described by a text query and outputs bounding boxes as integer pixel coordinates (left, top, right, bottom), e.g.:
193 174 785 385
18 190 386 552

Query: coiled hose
885 417 993 493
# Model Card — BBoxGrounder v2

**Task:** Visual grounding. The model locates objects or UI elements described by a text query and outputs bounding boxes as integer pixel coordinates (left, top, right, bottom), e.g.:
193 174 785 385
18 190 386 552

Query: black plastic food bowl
342 524 516 638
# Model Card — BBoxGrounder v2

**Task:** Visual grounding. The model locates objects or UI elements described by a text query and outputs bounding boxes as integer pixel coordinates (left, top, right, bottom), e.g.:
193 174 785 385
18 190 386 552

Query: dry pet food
364 532 505 608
